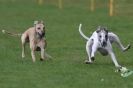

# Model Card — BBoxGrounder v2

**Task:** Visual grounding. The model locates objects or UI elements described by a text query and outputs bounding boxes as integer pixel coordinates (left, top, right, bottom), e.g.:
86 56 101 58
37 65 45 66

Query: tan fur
21 21 48 62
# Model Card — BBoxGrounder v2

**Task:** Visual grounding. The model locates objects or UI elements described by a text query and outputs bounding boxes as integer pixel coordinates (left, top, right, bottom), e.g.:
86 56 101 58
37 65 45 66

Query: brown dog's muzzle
42 31 45 37
37 31 45 39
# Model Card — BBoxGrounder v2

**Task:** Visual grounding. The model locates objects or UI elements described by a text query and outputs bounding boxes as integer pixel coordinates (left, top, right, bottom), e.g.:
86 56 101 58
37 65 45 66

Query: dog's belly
98 48 108 56
35 46 41 51
25 36 29 42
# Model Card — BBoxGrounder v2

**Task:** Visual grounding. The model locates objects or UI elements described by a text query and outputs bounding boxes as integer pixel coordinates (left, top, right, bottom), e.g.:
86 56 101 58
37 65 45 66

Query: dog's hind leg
91 40 98 60
22 43 26 58
30 41 36 62
109 33 131 52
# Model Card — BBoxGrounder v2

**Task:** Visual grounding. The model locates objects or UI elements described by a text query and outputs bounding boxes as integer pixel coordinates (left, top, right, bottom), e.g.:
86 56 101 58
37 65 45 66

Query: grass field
0 0 133 88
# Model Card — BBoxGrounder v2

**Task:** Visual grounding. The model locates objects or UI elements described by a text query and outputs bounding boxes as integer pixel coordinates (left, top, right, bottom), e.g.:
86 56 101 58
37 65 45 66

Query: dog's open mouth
37 32 45 39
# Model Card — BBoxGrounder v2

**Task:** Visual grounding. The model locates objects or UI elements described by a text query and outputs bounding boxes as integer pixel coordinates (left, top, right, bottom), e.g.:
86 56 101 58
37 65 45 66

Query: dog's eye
105 35 108 40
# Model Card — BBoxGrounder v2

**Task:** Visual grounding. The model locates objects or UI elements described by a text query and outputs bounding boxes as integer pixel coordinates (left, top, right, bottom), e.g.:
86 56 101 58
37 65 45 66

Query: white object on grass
101 78 104 82
121 70 133 77
120 67 128 73
119 67 133 77
2 30 5 34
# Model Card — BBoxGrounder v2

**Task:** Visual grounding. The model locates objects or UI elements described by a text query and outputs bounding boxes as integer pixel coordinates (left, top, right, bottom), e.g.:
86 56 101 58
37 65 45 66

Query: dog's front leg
85 41 92 63
91 45 97 60
38 40 45 61
85 39 97 64
30 41 36 62
31 50 36 62
40 48 45 61
107 43 121 68
109 51 121 68
90 40 99 61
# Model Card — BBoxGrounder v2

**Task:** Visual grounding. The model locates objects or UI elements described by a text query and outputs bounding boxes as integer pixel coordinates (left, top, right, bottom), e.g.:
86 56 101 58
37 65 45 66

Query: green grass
0 0 133 88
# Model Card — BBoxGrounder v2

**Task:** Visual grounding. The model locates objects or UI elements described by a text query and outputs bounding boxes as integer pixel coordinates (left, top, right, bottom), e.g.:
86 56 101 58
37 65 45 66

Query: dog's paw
115 66 122 72
91 57 95 61
117 66 129 73
84 60 93 64
124 44 131 52
40 58 44 61
127 44 131 50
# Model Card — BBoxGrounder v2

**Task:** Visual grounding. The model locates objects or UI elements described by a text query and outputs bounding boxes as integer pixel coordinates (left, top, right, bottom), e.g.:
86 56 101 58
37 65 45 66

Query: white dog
79 24 130 68
2 21 51 62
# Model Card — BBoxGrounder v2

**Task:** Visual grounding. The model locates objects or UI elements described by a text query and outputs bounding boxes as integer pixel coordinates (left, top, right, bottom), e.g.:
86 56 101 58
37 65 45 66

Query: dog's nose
42 31 45 36
102 41 107 47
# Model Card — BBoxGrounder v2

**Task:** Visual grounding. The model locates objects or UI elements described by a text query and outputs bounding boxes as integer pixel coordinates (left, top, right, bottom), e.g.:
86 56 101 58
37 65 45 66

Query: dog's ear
96 26 101 33
103 27 108 33
34 21 38 25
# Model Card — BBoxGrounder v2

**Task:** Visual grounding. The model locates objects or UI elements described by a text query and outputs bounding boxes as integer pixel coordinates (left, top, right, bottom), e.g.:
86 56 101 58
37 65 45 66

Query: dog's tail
2 30 22 37
79 24 89 40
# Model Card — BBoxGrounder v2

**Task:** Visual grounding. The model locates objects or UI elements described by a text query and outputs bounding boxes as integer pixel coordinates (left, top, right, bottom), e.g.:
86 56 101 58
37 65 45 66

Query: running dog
79 24 131 68
2 21 51 62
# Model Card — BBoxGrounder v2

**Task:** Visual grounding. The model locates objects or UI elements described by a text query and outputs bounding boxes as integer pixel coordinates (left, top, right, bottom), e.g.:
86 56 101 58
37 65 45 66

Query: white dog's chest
98 47 108 56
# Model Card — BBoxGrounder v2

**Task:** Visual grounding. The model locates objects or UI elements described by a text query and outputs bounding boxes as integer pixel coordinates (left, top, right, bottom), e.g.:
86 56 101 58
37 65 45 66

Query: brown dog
2 20 51 62
21 21 47 62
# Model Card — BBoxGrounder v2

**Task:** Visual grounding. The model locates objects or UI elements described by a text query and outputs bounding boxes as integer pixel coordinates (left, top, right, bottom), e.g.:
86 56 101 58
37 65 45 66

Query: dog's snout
42 31 45 36
103 41 106 44
102 41 107 47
